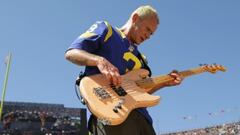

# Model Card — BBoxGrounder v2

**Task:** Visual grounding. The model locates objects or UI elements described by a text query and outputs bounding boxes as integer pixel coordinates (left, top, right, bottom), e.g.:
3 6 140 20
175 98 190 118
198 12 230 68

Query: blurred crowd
163 121 240 135
0 101 86 135
1 101 240 135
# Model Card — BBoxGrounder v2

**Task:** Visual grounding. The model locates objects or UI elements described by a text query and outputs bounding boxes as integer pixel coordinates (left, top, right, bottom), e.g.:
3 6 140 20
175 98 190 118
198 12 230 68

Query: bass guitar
79 64 226 125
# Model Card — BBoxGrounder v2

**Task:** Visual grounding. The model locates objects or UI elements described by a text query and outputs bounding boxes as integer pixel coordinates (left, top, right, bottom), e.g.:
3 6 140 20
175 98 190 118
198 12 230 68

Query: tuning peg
219 65 227 72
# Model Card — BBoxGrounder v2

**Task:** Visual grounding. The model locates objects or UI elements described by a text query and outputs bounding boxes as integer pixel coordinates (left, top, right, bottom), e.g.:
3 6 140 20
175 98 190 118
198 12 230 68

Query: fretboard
135 67 207 91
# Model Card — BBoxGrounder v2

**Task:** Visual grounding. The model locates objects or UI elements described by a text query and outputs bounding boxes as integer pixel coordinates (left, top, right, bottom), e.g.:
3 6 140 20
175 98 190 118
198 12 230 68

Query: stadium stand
0 101 88 135
1 101 239 135
161 121 240 135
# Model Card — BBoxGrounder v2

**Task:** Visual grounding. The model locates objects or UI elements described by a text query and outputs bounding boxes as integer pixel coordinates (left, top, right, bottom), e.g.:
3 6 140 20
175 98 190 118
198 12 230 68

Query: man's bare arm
65 49 100 66
65 49 121 85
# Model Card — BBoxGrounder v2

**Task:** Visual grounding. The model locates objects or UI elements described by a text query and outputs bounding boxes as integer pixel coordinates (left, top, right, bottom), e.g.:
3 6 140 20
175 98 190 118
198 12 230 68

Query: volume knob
113 108 118 113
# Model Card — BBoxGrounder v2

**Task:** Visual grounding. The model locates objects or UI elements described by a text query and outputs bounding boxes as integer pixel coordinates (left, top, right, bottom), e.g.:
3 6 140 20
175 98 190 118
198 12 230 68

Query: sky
0 0 240 134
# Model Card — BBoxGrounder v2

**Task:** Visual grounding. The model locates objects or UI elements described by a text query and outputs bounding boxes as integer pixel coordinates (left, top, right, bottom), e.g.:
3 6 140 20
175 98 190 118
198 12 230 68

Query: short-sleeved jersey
67 21 153 124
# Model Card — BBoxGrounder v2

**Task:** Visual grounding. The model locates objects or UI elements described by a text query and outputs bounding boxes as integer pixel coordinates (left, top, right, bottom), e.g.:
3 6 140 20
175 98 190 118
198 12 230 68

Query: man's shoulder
91 20 114 42
89 20 112 31
78 21 110 39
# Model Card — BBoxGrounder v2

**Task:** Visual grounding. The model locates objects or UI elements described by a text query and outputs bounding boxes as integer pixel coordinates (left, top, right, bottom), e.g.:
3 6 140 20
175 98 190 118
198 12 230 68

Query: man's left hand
166 70 183 86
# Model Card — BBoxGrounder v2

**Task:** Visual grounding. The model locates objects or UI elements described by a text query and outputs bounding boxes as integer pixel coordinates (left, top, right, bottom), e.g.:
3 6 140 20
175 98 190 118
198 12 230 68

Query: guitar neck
135 67 207 92
177 67 206 78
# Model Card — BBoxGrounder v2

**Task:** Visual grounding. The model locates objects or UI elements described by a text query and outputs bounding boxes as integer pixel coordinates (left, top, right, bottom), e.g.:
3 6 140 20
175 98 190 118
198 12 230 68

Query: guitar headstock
200 64 227 73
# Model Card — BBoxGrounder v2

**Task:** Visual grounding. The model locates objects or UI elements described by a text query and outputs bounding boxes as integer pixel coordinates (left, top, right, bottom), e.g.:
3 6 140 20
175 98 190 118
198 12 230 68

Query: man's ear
132 13 140 23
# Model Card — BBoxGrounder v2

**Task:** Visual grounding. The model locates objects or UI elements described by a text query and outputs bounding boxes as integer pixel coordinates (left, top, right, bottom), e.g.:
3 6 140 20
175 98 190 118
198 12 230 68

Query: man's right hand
96 57 122 86
65 49 121 86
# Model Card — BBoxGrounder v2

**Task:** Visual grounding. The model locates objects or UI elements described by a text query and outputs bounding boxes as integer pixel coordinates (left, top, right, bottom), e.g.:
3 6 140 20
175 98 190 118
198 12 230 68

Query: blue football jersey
67 21 153 124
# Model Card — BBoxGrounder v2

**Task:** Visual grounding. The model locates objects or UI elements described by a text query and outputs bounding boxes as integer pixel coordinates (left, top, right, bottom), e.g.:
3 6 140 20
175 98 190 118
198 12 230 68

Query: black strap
137 52 152 77
75 71 86 104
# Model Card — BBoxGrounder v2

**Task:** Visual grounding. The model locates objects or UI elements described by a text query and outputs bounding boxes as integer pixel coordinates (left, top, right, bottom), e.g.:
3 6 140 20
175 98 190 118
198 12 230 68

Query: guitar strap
137 51 152 77
75 71 86 104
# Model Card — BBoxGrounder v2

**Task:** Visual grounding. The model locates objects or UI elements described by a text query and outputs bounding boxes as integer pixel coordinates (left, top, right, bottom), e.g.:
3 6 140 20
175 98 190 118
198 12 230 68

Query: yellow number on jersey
123 52 141 72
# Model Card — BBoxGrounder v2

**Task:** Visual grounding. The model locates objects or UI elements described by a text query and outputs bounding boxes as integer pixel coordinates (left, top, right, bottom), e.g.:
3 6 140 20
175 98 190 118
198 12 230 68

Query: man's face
130 15 158 45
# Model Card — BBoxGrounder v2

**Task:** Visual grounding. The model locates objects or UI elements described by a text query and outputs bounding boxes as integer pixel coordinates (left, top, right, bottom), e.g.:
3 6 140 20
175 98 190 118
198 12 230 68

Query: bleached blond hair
132 5 159 24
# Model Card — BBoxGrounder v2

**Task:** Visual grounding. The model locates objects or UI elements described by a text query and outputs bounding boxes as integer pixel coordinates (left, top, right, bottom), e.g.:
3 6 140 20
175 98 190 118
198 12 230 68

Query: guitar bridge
93 87 111 99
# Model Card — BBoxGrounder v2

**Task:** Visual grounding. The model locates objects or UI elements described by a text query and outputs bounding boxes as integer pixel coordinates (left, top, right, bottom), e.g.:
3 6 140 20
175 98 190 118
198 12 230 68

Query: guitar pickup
110 85 127 96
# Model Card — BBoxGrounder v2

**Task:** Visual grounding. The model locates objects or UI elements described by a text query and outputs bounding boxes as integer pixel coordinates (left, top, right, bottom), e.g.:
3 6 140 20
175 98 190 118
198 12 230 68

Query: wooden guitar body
80 69 160 125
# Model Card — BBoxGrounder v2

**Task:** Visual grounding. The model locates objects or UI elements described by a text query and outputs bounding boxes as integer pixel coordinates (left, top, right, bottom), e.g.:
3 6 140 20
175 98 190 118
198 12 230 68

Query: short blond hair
132 5 159 24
